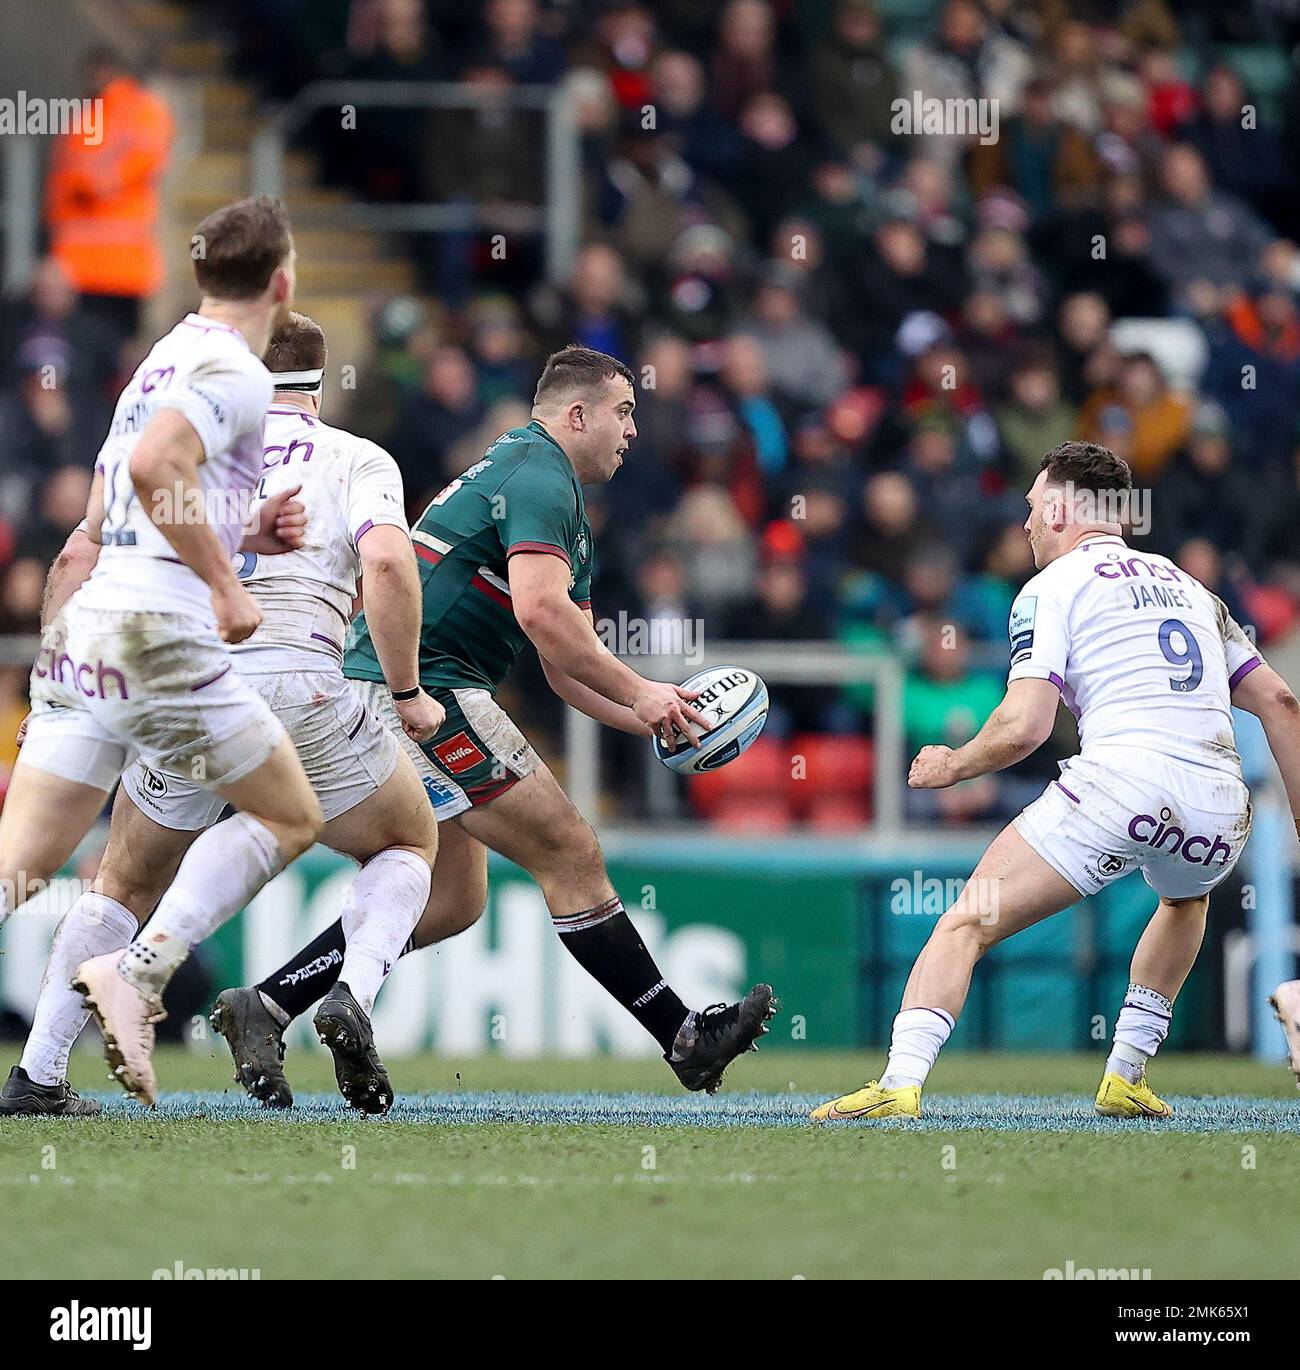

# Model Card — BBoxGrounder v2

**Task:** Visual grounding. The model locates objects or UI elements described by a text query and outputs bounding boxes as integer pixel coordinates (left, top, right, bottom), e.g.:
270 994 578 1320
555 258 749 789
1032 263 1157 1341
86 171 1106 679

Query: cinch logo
1127 808 1232 866
433 732 486 775
33 647 128 699
50 1302 151 1350
1093 553 1184 583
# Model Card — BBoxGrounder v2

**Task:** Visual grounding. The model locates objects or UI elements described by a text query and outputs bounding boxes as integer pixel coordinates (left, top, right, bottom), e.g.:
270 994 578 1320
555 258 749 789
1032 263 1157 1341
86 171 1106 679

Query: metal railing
564 642 906 832
250 80 581 282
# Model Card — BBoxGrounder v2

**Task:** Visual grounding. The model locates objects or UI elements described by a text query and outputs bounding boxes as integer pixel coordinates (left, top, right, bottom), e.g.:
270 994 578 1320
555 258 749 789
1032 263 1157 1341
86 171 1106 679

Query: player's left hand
908 744 958 789
242 484 307 555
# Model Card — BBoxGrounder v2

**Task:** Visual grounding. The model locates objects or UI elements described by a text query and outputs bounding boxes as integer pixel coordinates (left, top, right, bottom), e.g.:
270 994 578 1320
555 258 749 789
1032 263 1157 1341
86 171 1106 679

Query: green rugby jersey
345 421 594 693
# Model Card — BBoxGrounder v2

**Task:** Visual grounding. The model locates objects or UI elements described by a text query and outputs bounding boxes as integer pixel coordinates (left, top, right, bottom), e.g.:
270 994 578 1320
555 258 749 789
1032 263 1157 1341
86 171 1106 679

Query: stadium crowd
3 0 1300 823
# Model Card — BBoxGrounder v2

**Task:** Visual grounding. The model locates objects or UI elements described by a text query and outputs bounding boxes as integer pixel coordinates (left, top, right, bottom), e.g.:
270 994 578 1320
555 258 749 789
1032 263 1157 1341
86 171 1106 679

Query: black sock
552 897 689 1052
257 918 420 1021
256 920 347 1022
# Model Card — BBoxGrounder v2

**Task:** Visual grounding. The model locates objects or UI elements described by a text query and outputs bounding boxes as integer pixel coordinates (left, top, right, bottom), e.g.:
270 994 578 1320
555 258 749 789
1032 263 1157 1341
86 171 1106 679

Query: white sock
339 848 431 1015
0 878 11 927
20 893 138 1085
880 1007 956 1088
121 813 283 995
1106 982 1173 1083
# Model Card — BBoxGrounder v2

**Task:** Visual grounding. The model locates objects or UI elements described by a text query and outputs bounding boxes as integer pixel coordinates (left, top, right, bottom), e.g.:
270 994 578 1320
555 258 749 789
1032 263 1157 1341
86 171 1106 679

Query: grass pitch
1 1046 1296 1280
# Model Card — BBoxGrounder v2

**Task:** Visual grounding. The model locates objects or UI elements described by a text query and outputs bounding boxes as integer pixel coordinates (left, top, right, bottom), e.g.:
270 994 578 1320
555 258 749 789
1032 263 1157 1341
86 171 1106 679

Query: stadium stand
3 0 1300 828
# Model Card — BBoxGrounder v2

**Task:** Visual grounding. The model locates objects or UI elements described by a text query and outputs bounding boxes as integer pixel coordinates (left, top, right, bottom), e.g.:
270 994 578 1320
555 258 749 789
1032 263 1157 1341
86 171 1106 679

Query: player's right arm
509 552 707 747
356 524 444 742
1230 662 1300 840
128 408 260 642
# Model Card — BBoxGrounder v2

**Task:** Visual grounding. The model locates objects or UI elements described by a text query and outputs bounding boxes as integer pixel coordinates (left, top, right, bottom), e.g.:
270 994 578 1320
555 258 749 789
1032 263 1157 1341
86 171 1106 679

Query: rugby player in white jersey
813 441 1300 1121
0 196 327 1108
0 312 444 1115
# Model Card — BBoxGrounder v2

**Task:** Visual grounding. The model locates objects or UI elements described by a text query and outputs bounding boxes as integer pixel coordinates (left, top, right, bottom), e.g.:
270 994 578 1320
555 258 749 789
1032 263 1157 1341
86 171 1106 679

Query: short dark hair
264 311 326 376
534 345 635 407
192 196 293 301
1039 440 1133 496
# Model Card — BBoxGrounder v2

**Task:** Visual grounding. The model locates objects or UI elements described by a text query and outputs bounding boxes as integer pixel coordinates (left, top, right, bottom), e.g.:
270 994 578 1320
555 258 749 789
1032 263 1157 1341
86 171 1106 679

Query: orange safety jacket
44 77 174 299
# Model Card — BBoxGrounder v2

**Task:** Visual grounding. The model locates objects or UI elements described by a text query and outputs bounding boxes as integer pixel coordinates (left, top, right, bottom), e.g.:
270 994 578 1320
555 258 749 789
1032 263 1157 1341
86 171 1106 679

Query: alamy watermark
596 612 704 666
0 92 102 144
890 871 999 926
1058 482 1152 536
891 91 999 146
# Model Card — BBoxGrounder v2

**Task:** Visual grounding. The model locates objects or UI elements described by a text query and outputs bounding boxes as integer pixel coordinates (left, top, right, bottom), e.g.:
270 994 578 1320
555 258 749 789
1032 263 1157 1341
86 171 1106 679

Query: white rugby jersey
79 313 273 621
229 404 408 669
1007 534 1261 777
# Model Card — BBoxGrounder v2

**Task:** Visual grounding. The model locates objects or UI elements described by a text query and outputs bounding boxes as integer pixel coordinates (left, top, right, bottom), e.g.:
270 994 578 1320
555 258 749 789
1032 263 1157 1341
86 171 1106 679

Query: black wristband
390 686 420 702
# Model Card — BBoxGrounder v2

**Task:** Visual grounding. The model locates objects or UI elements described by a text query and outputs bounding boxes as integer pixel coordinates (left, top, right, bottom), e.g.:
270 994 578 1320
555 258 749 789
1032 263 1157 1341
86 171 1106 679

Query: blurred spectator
651 49 742 183
729 92 820 250
806 0 899 160
531 242 641 362
1055 291 1113 406
724 548 837 732
966 221 1047 328
0 559 45 635
43 47 173 344
0 257 120 409
472 0 566 85
996 354 1077 488
389 346 485 507
465 298 532 406
902 618 1004 822
712 0 780 122
848 472 934 582
848 216 967 374
900 0 1031 170
1151 403 1260 568
1182 65 1286 219
0 354 102 522
737 263 850 410
19 466 92 569
1175 537 1251 636
968 77 1098 217
332 0 445 201
664 486 756 616
1201 283 1300 467
603 332 689 534
1147 144 1274 295
1079 352 1192 482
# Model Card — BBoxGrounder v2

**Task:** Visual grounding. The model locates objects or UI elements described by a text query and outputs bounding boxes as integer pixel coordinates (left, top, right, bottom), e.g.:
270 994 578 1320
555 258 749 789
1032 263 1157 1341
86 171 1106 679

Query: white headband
271 367 324 390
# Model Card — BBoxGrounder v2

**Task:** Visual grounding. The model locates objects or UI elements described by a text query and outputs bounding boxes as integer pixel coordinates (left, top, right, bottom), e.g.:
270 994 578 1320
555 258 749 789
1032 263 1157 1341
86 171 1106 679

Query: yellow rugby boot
810 1079 921 1122
1094 1071 1172 1119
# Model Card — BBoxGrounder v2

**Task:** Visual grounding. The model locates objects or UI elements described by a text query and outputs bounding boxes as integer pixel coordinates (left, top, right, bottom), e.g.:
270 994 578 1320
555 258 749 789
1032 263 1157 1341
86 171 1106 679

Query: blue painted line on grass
71 1090 1300 1132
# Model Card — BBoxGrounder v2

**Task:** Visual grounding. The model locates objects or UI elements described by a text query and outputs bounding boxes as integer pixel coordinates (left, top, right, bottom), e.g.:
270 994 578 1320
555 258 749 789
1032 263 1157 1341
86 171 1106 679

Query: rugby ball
652 666 769 775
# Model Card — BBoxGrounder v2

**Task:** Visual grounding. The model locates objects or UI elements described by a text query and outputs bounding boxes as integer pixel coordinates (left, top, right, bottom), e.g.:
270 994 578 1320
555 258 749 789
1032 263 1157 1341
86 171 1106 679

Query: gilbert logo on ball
653 666 769 775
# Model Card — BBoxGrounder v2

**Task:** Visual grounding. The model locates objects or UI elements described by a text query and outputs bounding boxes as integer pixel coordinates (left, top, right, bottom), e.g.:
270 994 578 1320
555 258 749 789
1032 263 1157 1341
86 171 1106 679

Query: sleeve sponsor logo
1009 594 1036 664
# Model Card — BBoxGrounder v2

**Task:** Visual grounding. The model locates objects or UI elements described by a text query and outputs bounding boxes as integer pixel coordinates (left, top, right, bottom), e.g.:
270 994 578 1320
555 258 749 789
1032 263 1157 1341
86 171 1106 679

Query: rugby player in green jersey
215 346 776 1108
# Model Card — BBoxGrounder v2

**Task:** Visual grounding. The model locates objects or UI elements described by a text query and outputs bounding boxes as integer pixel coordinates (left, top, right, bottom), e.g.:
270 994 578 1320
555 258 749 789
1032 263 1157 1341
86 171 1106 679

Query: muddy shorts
350 681 540 822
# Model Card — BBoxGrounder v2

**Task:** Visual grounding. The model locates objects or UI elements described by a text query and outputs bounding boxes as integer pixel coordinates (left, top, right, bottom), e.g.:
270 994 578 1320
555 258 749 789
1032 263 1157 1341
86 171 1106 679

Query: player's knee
96 865 160 921
1160 893 1209 918
413 883 486 947
932 906 999 958
277 795 324 861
